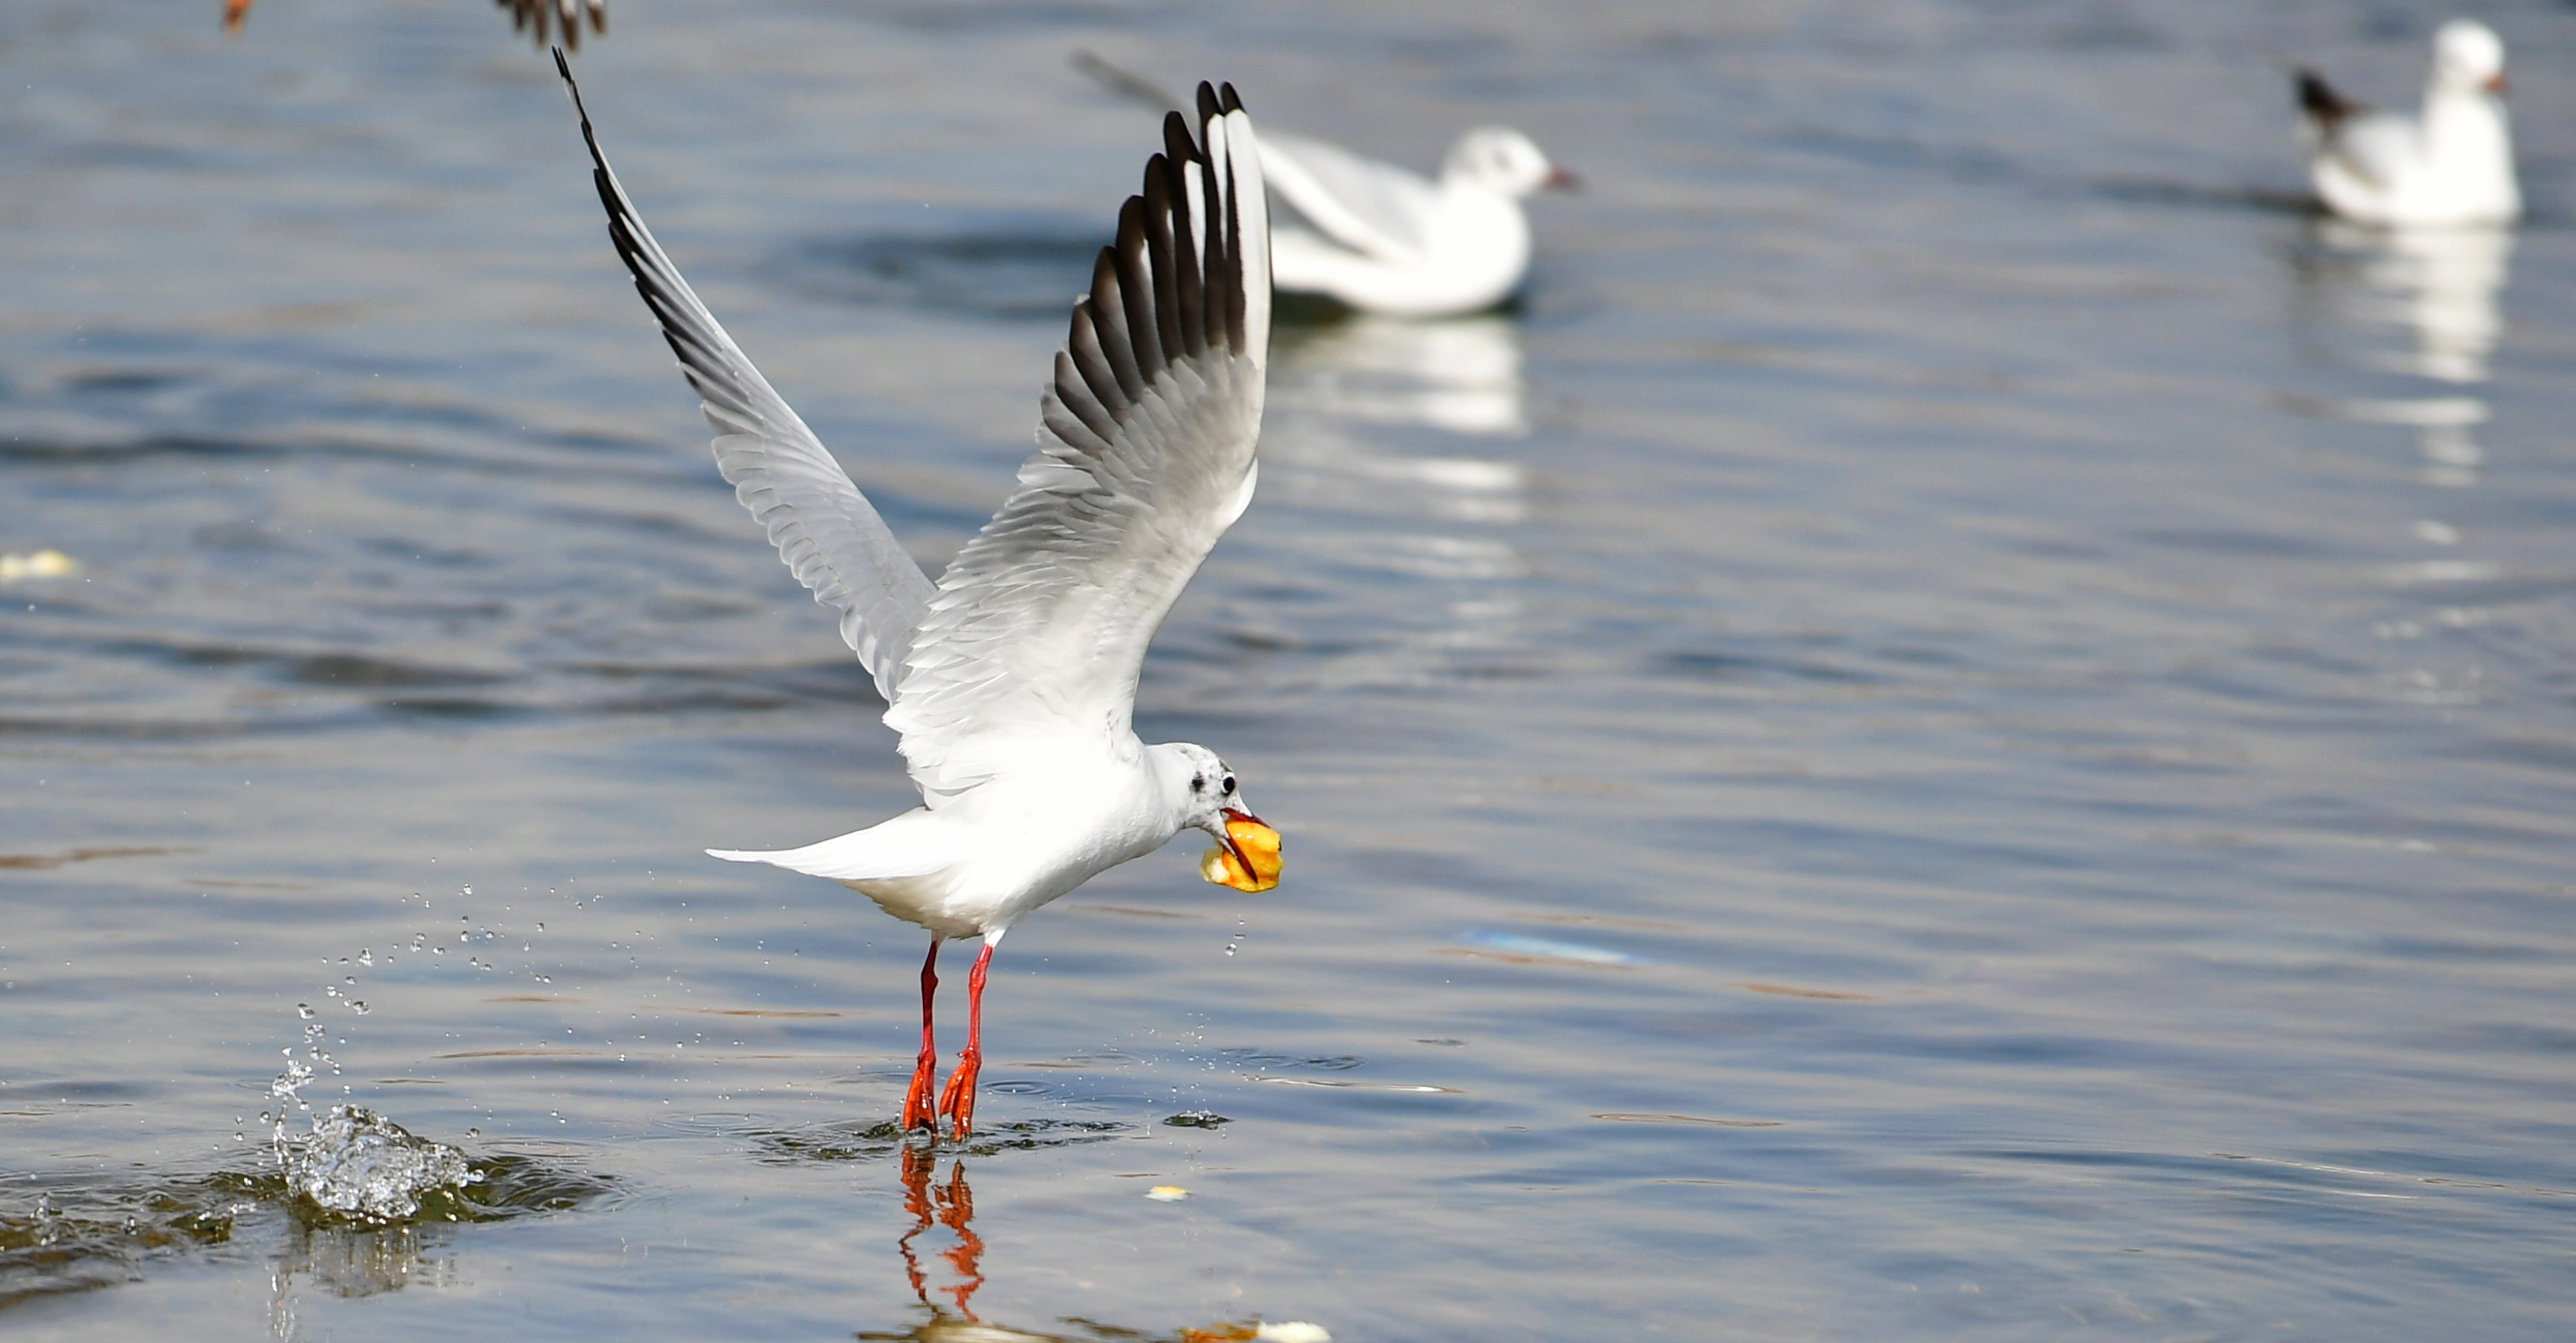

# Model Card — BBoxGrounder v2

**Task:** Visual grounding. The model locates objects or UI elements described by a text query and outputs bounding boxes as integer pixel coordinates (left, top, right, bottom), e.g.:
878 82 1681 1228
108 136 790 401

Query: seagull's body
1262 126 1570 317
2296 19 2518 228
734 750 1219 942
558 56 1282 1136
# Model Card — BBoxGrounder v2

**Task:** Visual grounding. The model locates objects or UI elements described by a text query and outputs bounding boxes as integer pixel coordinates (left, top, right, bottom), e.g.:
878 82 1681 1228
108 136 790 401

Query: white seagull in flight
2294 19 2519 228
556 54 1285 1137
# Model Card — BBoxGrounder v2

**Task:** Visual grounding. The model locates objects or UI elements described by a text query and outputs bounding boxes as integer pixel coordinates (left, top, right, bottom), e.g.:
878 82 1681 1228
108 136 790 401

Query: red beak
2486 72 2508 96
1542 166 1581 194
1219 806 1266 873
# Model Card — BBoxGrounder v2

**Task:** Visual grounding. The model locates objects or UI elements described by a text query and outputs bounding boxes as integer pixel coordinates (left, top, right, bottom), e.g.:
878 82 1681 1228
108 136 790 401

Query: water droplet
296 1004 315 1019
535 923 545 932
358 949 374 966
349 1001 368 1014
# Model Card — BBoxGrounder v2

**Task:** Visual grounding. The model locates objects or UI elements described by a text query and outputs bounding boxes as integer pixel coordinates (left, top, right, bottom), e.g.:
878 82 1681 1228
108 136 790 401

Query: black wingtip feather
1044 80 1253 445
1139 159 1187 365
2294 68 2357 126
1112 195 1167 378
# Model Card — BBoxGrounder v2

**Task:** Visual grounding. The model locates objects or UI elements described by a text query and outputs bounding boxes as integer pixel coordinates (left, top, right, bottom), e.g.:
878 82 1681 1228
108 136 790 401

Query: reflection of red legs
894 1141 936 1303
935 1160 984 1316
902 938 942 1132
894 1150 986 1321
935 941 995 1136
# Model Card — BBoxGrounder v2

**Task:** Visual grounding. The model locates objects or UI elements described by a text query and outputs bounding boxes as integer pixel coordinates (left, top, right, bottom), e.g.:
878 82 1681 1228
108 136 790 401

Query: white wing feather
886 86 1272 803
1257 129 1434 263
2323 112 2417 190
560 53 934 703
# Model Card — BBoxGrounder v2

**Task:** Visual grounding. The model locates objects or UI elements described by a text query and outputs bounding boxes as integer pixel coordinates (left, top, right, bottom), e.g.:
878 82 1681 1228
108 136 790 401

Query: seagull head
1443 127 1577 198
2432 19 2507 96
1157 742 1282 893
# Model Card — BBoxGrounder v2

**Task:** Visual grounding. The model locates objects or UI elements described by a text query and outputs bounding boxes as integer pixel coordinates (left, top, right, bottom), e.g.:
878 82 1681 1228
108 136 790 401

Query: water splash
278 1105 480 1223
266 1017 478 1223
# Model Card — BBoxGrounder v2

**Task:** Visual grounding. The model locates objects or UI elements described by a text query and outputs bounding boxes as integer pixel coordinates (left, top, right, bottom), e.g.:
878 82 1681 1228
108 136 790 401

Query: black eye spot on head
1190 776 1205 793
1222 775 1236 795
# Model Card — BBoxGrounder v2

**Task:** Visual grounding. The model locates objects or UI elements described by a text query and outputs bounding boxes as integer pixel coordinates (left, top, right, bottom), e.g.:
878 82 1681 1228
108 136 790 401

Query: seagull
1074 52 1572 317
2294 19 2519 228
554 53 1286 1138
1259 124 1573 317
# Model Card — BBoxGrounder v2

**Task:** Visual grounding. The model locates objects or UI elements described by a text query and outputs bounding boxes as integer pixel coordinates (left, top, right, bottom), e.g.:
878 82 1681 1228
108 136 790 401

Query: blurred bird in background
2294 18 2517 227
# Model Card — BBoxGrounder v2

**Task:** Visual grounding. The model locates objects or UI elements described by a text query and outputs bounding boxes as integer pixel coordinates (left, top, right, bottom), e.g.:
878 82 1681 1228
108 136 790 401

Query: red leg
902 938 941 1131
937 940 995 1136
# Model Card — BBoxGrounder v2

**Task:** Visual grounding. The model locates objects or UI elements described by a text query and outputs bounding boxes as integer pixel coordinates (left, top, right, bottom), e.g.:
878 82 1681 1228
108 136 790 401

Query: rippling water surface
7 1 2576 1337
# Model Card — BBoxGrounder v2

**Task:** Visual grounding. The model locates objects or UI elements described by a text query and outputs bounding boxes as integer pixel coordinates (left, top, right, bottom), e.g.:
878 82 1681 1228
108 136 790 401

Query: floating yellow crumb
0 550 76 583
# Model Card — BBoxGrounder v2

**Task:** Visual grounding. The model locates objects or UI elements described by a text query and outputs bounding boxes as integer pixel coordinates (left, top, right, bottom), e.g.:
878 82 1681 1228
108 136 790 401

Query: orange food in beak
1200 813 1282 893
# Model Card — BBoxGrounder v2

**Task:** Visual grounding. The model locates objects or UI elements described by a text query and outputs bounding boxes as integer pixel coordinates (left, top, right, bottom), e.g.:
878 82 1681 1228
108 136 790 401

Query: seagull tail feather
702 811 957 883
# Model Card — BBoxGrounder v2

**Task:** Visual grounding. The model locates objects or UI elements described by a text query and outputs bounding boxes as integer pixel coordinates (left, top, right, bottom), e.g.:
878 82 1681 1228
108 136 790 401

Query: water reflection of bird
2292 218 2512 484
1074 53 1572 317
557 59 1284 1139
894 1146 986 1322
1272 313 1529 437
865 1151 1329 1342
2327 219 2514 384
2293 19 2518 227
223 0 606 46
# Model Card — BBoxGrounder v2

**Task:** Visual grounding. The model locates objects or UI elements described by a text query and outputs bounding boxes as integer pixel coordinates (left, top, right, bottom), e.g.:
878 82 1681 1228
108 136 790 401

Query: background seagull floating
1076 51 1572 317
557 53 1284 1138
2294 18 2518 228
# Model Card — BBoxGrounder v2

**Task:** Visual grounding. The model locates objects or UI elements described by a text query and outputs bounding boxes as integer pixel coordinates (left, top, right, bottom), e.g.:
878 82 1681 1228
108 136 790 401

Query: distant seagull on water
1077 51 1574 317
2294 19 2518 227
554 53 1285 1137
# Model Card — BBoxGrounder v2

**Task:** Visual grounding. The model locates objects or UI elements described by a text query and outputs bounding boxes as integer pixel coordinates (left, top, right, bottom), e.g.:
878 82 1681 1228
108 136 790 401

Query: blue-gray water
7 0 2576 1337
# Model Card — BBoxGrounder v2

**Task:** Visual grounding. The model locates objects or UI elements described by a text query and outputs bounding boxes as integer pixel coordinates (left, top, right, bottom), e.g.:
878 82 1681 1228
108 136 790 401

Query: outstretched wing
1257 129 1435 262
886 84 1271 803
558 50 934 703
